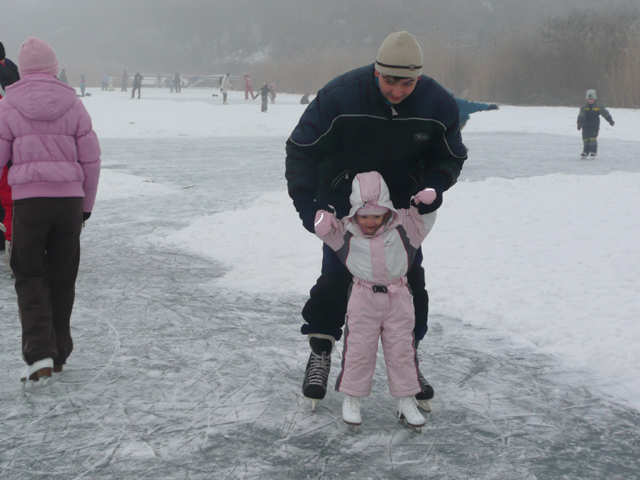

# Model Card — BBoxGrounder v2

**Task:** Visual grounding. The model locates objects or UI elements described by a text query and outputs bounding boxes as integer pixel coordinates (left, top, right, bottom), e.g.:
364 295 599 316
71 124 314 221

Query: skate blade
310 399 318 412
343 420 361 432
398 414 425 432
416 399 432 412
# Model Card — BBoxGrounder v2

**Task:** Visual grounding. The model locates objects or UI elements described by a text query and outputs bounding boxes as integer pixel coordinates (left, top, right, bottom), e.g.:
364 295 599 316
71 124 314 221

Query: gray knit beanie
375 31 423 79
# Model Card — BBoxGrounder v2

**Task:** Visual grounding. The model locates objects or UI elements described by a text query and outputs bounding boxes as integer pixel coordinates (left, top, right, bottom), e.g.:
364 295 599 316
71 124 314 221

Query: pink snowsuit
315 171 436 397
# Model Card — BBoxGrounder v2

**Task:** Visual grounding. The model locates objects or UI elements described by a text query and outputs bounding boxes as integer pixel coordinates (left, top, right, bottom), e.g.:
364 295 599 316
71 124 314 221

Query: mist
2 0 639 106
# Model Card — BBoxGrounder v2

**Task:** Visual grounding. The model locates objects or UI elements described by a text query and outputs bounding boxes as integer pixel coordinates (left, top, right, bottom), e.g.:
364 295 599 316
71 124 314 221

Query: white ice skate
342 395 362 428
397 396 425 431
20 358 54 383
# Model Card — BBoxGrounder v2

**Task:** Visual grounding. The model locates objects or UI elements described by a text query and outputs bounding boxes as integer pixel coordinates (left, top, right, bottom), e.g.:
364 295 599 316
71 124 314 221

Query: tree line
257 8 640 107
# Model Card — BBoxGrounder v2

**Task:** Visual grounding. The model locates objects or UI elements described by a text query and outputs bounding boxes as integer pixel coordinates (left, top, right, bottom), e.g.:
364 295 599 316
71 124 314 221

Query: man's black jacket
285 64 467 232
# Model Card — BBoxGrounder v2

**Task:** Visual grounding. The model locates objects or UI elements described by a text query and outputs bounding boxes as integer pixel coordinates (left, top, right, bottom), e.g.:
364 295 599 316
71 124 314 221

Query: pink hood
6 74 77 121
347 171 397 219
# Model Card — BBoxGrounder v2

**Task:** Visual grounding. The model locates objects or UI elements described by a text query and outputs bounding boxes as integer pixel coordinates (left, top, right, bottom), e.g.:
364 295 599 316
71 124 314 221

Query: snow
1 86 639 479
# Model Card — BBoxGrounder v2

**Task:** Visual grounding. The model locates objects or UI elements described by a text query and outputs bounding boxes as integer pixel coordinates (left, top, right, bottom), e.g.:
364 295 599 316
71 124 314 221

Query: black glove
610 120 615 126
487 104 499 110
83 211 91 222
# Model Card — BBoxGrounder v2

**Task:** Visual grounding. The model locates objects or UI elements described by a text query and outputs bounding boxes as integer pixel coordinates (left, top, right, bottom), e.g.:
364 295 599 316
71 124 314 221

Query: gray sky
2 0 635 76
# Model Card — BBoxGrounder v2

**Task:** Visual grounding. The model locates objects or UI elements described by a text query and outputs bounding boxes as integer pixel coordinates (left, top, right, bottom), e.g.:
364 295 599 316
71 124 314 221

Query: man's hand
487 104 499 110
314 210 338 236
610 120 615 126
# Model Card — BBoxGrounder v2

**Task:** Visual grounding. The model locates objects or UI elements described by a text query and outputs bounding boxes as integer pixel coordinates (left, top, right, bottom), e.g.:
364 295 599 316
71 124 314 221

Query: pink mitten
413 188 437 205
314 210 339 236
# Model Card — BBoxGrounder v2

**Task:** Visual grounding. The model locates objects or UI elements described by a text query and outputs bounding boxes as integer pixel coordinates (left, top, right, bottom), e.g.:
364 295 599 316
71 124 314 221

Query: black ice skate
415 368 435 412
302 336 333 411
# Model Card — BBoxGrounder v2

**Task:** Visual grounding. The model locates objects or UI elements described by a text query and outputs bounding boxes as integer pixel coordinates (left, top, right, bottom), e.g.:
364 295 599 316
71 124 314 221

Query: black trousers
11 197 83 366
301 244 429 341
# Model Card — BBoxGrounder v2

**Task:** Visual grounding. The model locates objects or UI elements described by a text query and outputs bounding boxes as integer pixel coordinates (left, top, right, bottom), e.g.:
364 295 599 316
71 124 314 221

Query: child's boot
397 396 426 429
342 395 362 426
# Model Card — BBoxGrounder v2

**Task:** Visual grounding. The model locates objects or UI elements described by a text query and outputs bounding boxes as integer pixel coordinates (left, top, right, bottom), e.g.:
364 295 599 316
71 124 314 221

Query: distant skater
577 89 614 158
131 72 142 99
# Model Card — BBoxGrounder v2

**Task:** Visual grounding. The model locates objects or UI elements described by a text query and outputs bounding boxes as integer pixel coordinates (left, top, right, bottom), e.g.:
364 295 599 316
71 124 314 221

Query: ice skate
397 396 426 431
588 152 597 158
342 395 362 428
302 336 333 410
20 358 54 383
415 368 434 412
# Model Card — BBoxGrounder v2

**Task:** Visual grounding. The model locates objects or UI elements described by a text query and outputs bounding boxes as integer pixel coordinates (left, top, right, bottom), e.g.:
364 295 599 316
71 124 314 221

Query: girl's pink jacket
0 73 100 212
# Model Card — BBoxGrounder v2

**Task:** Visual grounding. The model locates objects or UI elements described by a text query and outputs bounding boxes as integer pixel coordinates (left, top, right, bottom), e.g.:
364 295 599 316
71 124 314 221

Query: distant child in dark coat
577 89 614 158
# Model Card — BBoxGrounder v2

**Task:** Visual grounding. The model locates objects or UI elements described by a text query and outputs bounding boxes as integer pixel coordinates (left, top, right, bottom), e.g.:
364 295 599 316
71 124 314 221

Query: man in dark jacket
577 89 614 158
286 31 467 411
0 41 20 253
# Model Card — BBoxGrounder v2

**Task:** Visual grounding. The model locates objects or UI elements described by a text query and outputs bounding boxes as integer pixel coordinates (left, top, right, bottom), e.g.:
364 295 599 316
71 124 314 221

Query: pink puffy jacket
0 74 100 213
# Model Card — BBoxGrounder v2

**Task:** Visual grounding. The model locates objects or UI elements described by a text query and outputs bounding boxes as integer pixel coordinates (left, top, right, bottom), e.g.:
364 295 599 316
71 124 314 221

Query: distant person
243 74 254 100
101 74 109 91
0 36 101 382
174 72 181 93
0 41 20 94
258 82 271 112
577 89 614 158
121 68 128 92
79 74 86 97
454 96 498 129
313 171 438 429
220 73 231 104
268 82 276 103
131 72 142 99
0 40 20 259
300 93 310 104
58 67 68 84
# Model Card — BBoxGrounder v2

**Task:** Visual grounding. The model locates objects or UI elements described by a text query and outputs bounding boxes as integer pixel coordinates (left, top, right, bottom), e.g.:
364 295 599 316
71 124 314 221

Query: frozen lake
1 89 639 479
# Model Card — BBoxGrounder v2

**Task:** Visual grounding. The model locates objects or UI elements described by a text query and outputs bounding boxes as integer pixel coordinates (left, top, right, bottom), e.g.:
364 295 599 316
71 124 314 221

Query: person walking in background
258 82 271 112
453 95 498 129
131 72 142 99
121 68 128 92
314 171 439 428
58 67 68 84
577 89 614 158
0 40 20 260
0 36 101 382
173 72 181 93
243 74 254 100
268 82 276 103
79 74 86 97
286 31 466 411
0 41 20 95
220 73 231 104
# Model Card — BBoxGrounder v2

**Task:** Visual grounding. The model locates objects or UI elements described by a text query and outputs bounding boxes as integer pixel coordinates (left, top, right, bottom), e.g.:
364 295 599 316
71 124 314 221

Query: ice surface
1 89 638 479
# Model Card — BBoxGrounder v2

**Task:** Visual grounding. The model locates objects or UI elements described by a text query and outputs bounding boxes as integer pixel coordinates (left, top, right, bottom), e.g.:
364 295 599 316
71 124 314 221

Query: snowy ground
1 87 639 479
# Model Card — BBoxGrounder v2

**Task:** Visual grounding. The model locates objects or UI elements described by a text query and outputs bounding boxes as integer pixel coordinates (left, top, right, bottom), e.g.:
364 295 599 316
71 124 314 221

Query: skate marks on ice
1 256 639 479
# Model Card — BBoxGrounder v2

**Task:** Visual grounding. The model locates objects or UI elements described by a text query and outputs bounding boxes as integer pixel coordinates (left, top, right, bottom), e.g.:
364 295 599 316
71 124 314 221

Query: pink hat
357 202 389 216
18 36 58 76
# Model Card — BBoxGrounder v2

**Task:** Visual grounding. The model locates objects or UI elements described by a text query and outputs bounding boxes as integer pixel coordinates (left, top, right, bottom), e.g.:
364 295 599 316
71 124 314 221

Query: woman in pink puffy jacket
313 171 438 430
0 37 101 383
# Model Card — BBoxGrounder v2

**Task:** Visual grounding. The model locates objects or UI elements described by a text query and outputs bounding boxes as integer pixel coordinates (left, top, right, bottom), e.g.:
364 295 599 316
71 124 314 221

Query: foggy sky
1 0 636 76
